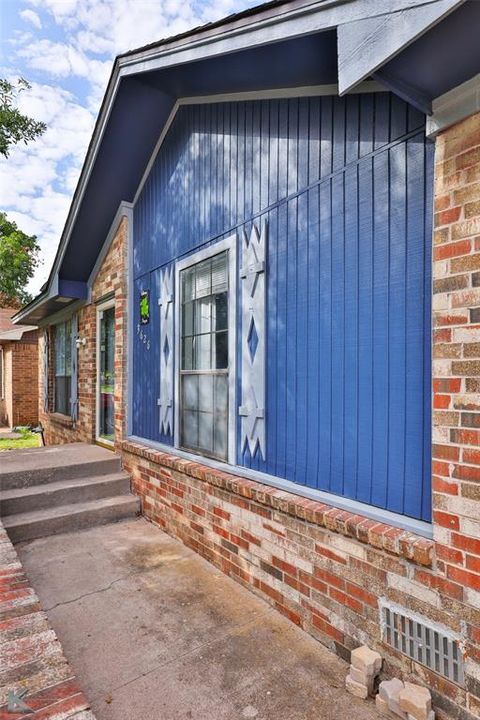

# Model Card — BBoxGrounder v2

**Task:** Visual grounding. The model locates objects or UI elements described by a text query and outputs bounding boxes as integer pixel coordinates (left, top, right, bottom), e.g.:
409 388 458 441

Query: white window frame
174 235 237 465
96 298 116 445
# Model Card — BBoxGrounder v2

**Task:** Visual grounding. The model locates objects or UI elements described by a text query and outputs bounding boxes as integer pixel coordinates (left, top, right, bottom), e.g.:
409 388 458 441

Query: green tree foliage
0 78 46 158
0 213 41 307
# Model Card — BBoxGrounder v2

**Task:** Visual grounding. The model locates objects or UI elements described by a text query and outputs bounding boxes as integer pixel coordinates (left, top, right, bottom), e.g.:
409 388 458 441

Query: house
0 308 38 428
14 0 480 715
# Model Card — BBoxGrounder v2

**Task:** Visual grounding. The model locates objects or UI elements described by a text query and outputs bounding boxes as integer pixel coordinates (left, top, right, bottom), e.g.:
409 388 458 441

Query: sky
1 0 259 296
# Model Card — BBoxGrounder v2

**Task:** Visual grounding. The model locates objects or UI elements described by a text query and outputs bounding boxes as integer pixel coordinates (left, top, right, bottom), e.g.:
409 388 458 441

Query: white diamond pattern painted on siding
239 221 267 461
158 266 174 436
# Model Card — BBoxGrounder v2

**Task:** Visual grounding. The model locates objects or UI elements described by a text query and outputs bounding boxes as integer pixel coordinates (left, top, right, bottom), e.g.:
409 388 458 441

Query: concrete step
0 443 121 490
0 472 131 516
3 495 141 544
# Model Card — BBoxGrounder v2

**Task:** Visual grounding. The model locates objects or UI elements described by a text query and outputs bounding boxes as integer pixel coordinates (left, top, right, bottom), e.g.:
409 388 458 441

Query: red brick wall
39 216 128 446
0 332 38 427
430 110 480 718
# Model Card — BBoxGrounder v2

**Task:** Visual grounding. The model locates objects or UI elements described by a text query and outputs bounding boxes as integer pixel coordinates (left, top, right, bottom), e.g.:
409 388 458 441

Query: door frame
96 298 116 446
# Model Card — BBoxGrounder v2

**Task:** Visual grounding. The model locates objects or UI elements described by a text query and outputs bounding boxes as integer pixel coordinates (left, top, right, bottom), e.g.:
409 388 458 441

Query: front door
97 302 115 444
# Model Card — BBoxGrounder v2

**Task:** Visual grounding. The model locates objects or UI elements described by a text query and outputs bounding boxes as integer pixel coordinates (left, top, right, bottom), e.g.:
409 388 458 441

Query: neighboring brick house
13 2 480 718
0 308 38 428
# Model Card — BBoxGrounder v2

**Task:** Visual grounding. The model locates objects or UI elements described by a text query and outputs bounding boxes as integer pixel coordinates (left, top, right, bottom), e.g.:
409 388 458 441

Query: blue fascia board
13 274 87 326
58 279 89 300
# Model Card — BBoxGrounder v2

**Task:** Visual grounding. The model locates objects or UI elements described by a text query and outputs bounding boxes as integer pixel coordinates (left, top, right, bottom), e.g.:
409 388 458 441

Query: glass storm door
179 251 229 461
98 304 115 443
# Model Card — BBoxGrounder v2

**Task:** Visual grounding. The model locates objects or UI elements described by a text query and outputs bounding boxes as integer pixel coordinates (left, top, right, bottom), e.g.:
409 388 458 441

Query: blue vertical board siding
356 158 374 504
387 141 407 514
343 164 359 500
132 93 432 521
318 180 333 491
330 172 345 495
371 149 390 510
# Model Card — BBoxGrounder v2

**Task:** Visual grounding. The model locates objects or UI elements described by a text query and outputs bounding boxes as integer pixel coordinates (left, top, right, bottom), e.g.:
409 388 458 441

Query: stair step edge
0 472 131 500
3 494 140 527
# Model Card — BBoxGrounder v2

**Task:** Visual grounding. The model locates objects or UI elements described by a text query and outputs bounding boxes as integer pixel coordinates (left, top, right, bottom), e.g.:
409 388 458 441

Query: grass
0 426 41 451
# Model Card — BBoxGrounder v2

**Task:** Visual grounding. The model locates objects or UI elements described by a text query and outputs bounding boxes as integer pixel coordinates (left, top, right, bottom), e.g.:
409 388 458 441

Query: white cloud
6 0 258 295
19 9 42 29
0 81 95 293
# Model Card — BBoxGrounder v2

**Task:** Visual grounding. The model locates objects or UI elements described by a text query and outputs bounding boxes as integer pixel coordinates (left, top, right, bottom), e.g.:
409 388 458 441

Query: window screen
180 251 229 460
54 320 72 415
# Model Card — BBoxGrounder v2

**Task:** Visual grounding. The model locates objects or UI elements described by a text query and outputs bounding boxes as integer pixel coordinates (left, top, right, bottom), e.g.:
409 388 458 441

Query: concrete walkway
17 518 379 720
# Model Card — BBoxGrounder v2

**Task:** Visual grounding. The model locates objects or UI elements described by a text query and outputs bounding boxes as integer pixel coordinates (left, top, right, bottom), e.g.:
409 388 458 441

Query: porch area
16 517 380 720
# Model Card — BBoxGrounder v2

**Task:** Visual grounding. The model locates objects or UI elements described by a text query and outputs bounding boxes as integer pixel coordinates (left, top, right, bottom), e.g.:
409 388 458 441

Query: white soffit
337 0 465 96
427 73 480 137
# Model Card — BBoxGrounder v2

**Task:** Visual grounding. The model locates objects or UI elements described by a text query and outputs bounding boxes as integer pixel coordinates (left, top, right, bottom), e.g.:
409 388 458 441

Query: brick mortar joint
121 440 434 568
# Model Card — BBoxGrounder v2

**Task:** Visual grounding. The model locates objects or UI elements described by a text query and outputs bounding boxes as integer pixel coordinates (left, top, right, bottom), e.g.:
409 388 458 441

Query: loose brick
351 645 382 674
399 682 432 720
379 678 407 719
345 673 368 699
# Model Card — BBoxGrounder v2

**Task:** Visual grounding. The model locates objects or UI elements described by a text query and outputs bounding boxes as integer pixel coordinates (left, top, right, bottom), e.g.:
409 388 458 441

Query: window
179 251 230 461
53 320 72 415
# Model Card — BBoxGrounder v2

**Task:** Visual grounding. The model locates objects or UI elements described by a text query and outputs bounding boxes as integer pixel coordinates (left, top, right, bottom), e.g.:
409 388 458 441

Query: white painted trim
127 434 433 539
118 1 443 77
178 81 385 104
426 73 480 137
125 205 134 439
88 201 134 290
133 102 179 205
96 297 116 446
337 0 464 95
174 235 237 465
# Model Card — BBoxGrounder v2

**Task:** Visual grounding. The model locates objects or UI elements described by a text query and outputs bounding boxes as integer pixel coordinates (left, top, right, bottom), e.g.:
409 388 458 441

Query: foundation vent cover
381 603 464 685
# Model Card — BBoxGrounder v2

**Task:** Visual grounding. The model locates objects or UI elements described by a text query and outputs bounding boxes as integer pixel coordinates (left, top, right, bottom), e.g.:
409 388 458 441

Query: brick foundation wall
39 216 128 446
122 440 479 720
